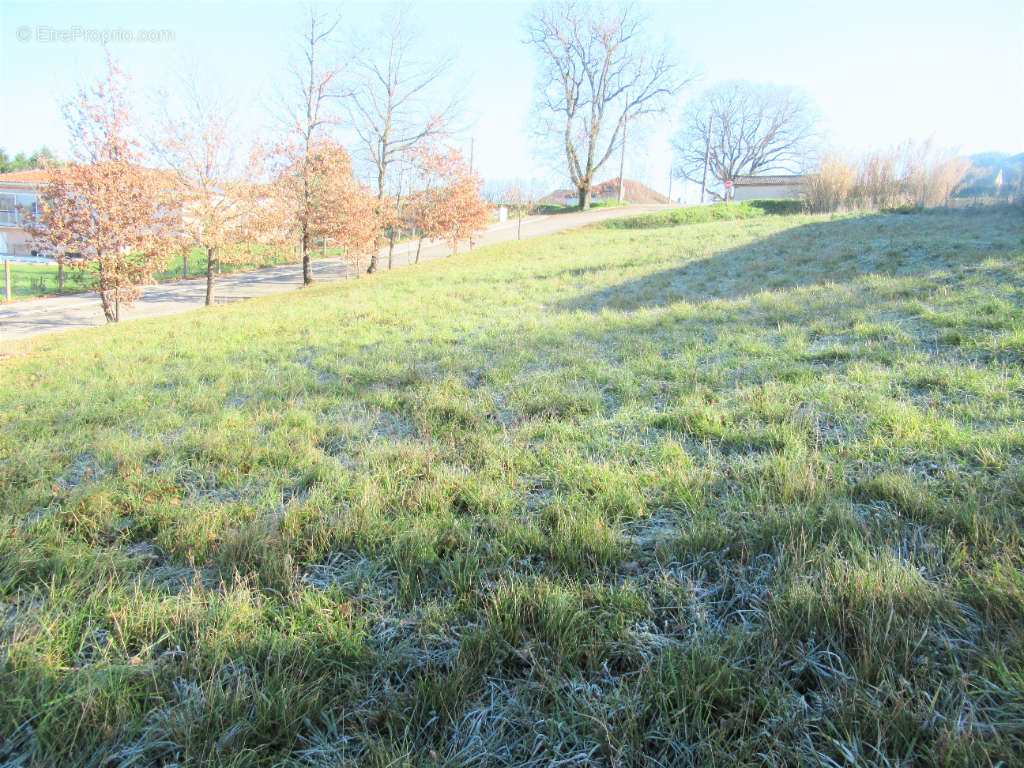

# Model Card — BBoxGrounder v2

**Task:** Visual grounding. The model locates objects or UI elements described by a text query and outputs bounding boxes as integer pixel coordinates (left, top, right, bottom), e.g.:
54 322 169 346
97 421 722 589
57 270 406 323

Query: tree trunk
388 231 395 270
58 261 64 293
617 117 627 204
98 261 116 322
301 228 313 285
517 211 522 240
205 246 216 306
578 185 591 210
99 291 115 322
415 237 424 264
114 292 120 322
367 186 386 274
182 252 189 279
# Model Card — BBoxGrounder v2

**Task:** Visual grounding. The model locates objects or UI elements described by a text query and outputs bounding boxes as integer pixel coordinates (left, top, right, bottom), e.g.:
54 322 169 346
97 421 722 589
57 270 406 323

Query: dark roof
733 175 805 186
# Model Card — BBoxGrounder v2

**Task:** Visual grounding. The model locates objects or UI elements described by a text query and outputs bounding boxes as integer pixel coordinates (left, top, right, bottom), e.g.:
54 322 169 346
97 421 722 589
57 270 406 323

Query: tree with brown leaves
273 139 386 275
28 59 176 322
151 74 284 305
408 148 490 261
348 6 458 272
278 10 350 284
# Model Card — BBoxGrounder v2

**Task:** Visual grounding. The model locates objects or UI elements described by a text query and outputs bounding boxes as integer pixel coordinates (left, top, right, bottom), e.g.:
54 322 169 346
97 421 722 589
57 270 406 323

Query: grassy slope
1 208 1023 766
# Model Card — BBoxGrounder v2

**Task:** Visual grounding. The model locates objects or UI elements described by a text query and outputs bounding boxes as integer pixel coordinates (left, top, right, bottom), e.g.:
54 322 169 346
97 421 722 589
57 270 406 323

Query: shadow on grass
557 209 1014 312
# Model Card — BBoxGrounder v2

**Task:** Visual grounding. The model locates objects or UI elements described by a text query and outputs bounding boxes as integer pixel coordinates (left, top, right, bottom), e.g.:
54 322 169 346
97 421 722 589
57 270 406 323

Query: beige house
0 167 189 261
731 174 805 202
0 169 46 258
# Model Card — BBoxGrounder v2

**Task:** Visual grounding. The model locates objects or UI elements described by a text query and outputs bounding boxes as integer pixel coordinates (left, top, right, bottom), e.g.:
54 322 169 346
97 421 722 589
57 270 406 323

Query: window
15 194 38 224
0 194 15 227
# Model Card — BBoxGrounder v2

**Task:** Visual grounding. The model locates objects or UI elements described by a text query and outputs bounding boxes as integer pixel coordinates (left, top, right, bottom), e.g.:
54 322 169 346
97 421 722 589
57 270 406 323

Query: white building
0 170 45 258
731 175 805 202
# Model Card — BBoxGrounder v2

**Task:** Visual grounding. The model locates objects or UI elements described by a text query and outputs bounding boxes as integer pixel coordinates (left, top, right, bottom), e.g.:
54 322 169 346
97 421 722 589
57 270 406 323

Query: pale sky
1 0 1022 201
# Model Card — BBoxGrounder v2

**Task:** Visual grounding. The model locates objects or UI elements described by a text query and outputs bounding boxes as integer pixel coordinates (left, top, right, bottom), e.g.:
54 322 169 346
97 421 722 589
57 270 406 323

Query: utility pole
617 101 629 204
700 114 713 204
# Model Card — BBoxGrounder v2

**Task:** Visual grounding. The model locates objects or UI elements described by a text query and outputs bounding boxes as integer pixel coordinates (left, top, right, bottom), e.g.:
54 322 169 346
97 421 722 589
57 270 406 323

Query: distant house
538 178 669 207
0 167 185 261
731 174 805 202
0 169 47 258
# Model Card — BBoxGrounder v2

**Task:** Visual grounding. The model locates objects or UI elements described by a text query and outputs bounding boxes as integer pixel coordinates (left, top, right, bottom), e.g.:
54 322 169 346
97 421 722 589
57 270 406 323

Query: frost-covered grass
1 207 1022 766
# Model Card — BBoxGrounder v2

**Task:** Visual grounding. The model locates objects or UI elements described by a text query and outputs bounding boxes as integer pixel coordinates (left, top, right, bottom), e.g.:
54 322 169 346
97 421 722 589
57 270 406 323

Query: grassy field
3 247 329 301
600 199 804 229
3 261 97 299
1 206 1022 766
535 199 632 215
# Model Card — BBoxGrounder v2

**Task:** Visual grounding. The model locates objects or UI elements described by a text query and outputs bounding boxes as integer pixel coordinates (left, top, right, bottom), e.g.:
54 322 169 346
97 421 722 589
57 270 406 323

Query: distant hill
956 152 1024 196
539 178 668 206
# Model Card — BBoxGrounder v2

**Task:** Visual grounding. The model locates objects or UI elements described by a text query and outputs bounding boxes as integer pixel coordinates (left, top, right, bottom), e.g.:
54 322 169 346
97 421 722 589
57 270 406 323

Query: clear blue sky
1 0 1021 201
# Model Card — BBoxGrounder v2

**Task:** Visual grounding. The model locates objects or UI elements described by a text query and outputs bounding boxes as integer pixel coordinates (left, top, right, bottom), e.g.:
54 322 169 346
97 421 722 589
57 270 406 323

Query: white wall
732 183 802 201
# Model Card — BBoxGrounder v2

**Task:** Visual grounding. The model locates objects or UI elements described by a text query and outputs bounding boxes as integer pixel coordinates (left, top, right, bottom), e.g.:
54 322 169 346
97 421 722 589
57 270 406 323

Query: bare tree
672 80 818 196
504 179 541 240
347 6 458 271
525 1 684 210
278 9 349 285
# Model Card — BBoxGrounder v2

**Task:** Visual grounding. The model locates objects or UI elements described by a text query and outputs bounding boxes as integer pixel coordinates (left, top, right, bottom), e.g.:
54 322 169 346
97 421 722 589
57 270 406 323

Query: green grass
3 261 96 299
2 207 1023 766
3 246 330 301
535 199 632 215
600 199 803 230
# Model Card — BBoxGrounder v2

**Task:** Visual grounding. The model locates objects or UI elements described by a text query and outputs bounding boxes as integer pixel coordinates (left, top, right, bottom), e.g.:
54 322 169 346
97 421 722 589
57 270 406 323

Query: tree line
0 147 58 173
16 1 984 322
523 3 979 210
25 8 491 322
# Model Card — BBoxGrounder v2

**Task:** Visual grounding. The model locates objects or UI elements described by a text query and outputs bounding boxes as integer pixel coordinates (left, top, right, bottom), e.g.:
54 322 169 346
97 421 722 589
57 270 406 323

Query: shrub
803 152 858 213
746 199 804 215
806 141 972 213
858 150 902 209
900 139 971 207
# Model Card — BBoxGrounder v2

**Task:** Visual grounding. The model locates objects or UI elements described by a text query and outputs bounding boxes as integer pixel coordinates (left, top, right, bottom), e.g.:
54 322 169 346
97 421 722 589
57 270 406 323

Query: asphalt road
1 204 671 343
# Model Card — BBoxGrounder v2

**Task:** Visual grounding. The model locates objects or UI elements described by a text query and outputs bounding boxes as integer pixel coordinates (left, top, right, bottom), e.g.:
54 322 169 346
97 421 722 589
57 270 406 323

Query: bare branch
526 0 688 209
671 80 820 188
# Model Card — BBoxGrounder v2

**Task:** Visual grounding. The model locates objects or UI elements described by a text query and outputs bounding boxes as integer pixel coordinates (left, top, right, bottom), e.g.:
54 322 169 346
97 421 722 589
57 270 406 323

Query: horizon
1 0 1021 202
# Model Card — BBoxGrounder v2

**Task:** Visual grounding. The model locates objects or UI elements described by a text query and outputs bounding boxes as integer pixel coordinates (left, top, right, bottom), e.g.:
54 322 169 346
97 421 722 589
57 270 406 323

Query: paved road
1 204 671 342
